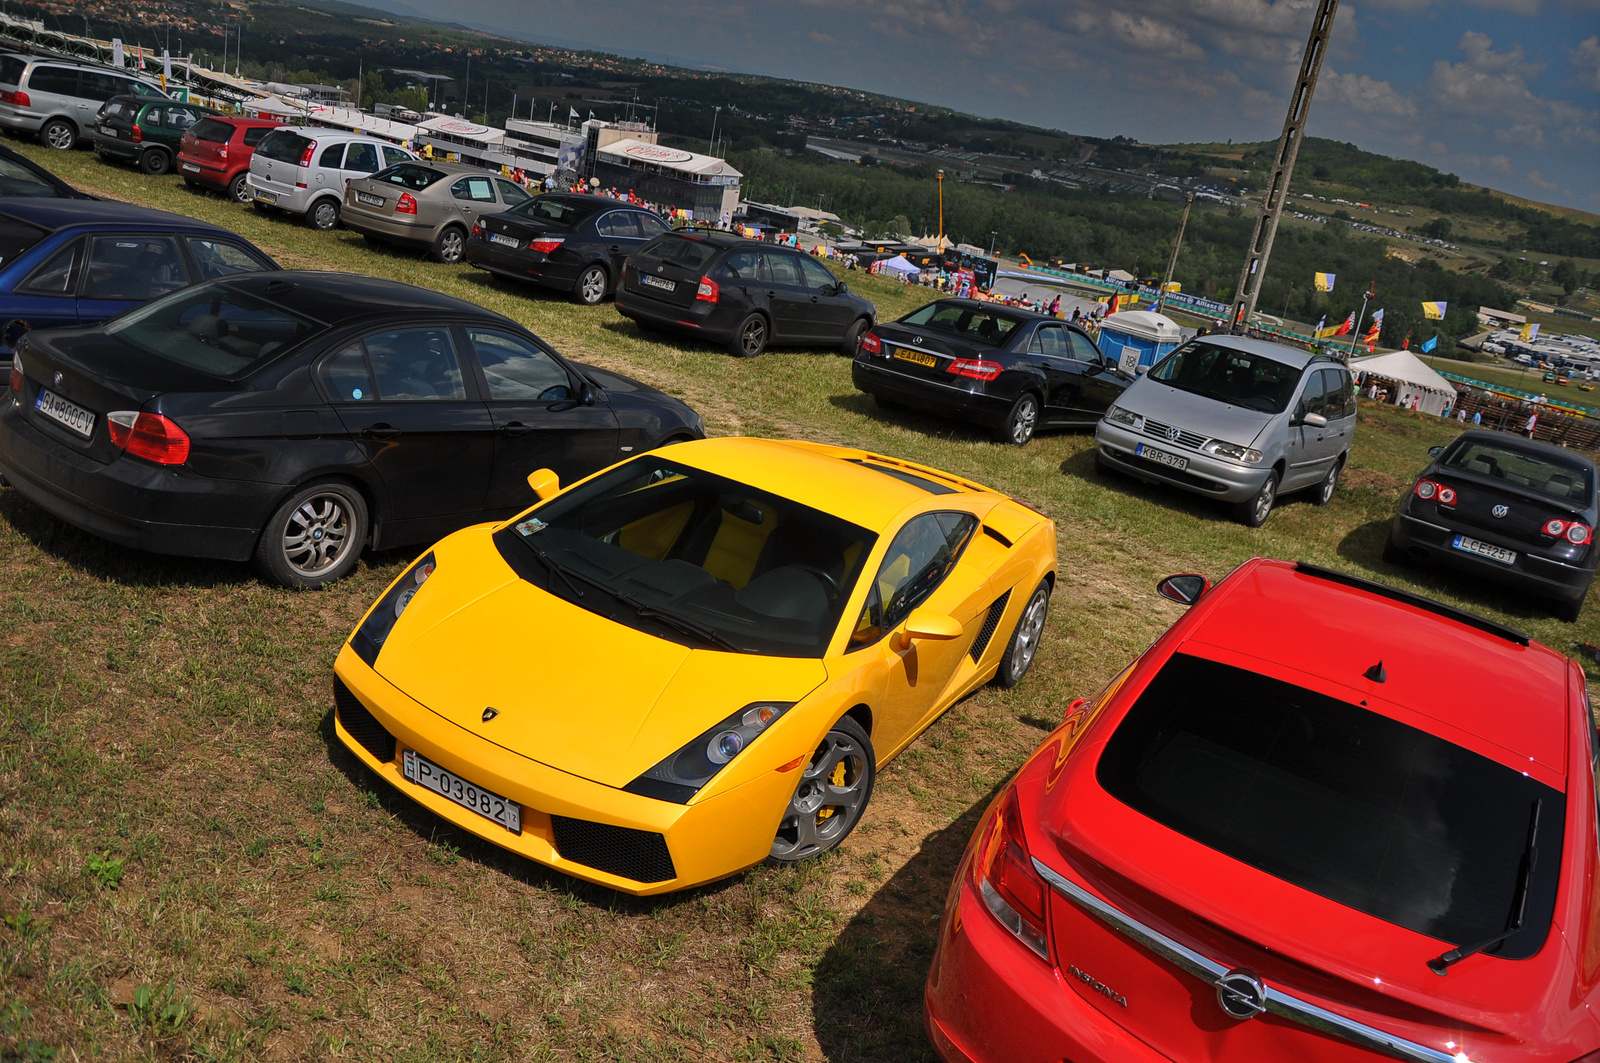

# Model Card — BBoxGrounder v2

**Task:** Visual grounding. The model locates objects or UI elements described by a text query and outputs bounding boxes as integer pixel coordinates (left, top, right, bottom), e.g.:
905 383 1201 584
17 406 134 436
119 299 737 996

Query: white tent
1350 350 1458 416
1106 268 1137 283
879 255 919 277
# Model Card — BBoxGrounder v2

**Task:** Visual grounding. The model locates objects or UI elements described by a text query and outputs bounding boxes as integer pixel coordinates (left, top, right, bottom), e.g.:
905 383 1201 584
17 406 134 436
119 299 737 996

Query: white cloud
1572 36 1600 91
1324 69 1417 117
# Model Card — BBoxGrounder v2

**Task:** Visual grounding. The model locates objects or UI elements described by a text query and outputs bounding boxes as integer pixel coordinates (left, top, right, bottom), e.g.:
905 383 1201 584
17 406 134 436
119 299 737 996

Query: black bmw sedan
0 271 705 587
465 193 672 305
852 298 1134 444
1385 429 1597 621
615 231 877 358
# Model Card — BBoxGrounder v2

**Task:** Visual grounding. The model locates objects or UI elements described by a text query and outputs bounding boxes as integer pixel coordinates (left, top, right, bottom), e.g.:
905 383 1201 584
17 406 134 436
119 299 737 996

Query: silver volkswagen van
1094 335 1357 526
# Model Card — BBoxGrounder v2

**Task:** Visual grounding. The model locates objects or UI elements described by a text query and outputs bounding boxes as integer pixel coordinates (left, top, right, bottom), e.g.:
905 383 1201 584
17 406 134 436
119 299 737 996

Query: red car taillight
859 331 882 355
529 236 564 254
1548 519 1593 545
0 89 29 106
1414 478 1439 500
299 143 316 166
396 192 418 215
8 350 21 392
975 788 1049 959
471 219 483 237
130 123 143 143
948 358 1003 381
107 411 190 465
217 145 228 160
696 275 719 303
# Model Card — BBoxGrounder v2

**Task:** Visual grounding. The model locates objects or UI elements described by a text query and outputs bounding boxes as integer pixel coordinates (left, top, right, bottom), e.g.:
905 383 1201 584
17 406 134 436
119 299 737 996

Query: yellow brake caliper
817 761 848 821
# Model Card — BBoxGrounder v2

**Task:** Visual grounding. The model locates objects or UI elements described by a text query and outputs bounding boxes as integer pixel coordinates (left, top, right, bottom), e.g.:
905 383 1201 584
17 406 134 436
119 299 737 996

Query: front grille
969 590 1012 663
551 816 677 883
1140 418 1208 451
334 677 396 763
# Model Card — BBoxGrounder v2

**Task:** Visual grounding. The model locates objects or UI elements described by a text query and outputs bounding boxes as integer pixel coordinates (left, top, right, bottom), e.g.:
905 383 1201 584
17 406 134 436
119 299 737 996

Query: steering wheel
791 564 840 598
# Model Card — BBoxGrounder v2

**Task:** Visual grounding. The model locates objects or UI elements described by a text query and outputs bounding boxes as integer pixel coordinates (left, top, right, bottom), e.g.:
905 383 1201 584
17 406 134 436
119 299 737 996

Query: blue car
0 199 277 351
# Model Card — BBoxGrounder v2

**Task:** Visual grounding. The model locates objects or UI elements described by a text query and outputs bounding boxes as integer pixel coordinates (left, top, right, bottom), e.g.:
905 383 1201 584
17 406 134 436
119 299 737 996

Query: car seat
1545 473 1574 499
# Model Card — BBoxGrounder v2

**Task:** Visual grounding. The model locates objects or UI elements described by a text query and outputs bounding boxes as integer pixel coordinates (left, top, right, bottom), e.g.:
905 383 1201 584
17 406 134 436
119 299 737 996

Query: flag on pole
1421 335 1438 353
1314 315 1326 333
1402 332 1412 350
569 107 579 121
1314 272 1335 292
1519 322 1541 342
111 39 124 67
162 50 171 79
1422 301 1447 320
1328 312 1355 338
1360 308 1384 346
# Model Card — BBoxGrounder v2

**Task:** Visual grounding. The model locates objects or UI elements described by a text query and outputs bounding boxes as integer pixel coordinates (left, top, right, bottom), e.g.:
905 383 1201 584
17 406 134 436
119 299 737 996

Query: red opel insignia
925 558 1600 1063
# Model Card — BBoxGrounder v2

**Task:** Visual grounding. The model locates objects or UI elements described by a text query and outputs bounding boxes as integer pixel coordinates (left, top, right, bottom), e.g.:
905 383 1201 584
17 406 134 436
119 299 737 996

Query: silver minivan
246 127 414 230
0 54 167 150
1094 335 1357 526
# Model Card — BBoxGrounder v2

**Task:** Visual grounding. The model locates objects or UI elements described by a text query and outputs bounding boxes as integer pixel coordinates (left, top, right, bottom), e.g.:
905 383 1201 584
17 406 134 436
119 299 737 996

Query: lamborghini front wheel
769 716 875 863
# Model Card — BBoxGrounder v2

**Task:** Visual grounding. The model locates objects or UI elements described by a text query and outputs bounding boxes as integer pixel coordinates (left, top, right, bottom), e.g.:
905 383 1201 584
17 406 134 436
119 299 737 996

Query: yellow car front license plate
894 348 938 368
402 748 522 834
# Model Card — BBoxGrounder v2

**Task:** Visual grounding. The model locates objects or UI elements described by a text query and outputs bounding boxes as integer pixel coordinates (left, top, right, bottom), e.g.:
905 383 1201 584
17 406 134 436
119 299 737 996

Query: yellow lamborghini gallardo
331 438 1057 894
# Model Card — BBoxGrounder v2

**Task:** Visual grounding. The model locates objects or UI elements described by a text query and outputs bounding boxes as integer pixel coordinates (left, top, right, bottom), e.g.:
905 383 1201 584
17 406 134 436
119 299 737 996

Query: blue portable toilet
1097 311 1183 373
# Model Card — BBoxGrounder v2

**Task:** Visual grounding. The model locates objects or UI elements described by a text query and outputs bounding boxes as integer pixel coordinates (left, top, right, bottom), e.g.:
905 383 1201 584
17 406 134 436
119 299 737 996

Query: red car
177 116 281 204
926 558 1598 1063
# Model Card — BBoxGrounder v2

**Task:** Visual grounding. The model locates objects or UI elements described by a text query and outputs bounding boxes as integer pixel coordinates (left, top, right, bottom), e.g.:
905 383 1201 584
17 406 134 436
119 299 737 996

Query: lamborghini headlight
1201 440 1264 464
1104 404 1142 430
349 552 436 666
625 701 794 804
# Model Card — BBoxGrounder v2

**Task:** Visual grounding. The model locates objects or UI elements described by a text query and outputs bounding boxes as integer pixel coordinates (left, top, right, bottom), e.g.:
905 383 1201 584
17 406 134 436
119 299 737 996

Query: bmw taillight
529 236 565 254
974 788 1049 960
471 219 483 237
948 358 1003 381
8 350 21 393
395 192 418 215
696 275 719 303
107 411 190 465
859 331 882 355
0 89 29 106
298 143 315 166
130 123 143 143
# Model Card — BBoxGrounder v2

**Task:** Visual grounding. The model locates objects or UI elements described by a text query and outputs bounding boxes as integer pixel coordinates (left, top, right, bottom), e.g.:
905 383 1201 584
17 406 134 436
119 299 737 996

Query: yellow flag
1314 272 1335 292
1422 301 1447 320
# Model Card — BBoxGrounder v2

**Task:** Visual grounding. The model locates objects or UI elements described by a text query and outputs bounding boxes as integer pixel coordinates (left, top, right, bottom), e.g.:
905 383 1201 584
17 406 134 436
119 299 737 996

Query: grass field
2 139 1598 1062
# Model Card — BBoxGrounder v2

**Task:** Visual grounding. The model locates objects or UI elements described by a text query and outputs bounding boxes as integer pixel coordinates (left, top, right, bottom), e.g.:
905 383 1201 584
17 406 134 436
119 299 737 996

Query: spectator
1473 410 1482 425
1526 411 1539 438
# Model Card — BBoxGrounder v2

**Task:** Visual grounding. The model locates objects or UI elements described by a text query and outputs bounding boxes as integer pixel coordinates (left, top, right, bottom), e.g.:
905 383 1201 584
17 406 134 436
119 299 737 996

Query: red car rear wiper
1428 798 1540 975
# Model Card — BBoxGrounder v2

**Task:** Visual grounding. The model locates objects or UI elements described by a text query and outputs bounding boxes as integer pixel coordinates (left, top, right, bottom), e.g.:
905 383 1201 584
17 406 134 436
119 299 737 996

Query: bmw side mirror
526 468 560 501
1156 573 1210 605
1428 446 1444 457
893 607 963 650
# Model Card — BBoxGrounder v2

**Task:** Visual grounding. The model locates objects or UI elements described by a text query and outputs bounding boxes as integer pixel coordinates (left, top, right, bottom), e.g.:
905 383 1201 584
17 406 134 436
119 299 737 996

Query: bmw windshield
1147 341 1302 413
492 457 877 657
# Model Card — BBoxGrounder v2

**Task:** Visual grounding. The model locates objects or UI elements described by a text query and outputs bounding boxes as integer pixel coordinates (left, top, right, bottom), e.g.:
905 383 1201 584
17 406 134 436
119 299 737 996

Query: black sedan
1385 429 1597 621
615 231 877 358
0 141 89 198
0 271 705 588
465 193 672 305
852 298 1134 444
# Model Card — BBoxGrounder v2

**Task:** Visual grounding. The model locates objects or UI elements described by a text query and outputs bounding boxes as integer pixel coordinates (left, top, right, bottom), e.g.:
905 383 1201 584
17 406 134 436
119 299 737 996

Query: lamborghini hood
374 567 827 789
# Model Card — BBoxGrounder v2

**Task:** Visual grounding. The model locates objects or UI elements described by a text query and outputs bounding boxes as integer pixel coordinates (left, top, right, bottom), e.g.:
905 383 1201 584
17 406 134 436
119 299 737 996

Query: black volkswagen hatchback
1385 429 1598 621
615 230 877 357
465 193 673 305
0 272 704 587
852 298 1134 444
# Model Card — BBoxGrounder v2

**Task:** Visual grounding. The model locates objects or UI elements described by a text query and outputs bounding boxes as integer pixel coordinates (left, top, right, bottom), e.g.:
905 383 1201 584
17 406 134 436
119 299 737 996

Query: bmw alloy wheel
771 724 872 861
577 266 607 305
282 493 354 578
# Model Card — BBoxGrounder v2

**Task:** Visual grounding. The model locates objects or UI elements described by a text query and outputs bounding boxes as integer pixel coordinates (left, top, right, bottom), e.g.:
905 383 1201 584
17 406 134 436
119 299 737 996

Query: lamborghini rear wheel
769 716 875 863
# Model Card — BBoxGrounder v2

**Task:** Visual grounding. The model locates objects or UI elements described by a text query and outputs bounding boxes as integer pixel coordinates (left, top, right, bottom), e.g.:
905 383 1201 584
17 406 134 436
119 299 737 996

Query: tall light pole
989 230 998 258
1228 0 1339 332
1155 191 1194 315
709 106 722 155
936 169 945 253
1347 283 1374 363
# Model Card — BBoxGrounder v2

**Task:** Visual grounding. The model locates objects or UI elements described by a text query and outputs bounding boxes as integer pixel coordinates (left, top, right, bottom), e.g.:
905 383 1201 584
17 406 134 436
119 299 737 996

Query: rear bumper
91 132 139 160
1389 511 1595 602
343 205 437 245
0 106 44 133
464 239 581 290
925 871 1166 1063
176 155 233 186
851 357 1011 428
0 394 277 561
245 172 311 213
1095 420 1267 503
615 293 736 342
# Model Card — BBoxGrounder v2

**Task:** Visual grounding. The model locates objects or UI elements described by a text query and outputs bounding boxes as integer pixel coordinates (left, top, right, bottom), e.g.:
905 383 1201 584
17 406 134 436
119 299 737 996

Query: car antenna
1364 660 1386 683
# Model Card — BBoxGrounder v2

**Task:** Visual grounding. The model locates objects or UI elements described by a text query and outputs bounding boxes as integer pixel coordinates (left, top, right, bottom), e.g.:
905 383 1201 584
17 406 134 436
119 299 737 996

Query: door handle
767 290 777 298
361 423 400 439
499 421 535 437
811 295 820 303
608 245 621 252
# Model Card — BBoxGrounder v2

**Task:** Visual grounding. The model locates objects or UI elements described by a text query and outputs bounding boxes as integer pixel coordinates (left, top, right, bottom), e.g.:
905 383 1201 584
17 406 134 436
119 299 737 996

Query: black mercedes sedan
465 193 672 305
1385 429 1597 621
0 271 705 588
615 231 877 358
852 298 1134 444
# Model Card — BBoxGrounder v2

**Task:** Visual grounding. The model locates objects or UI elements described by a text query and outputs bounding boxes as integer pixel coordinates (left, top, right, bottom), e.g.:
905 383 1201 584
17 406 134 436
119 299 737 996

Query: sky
369 0 1600 211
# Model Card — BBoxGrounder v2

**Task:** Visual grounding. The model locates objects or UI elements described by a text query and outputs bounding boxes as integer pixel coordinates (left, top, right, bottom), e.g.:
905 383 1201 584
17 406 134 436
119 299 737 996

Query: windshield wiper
514 535 587 601
627 599 742 653
1428 798 1541 976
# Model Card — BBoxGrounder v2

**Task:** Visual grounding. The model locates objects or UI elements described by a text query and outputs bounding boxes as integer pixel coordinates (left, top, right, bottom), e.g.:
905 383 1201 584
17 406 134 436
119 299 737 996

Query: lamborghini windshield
492 457 877 657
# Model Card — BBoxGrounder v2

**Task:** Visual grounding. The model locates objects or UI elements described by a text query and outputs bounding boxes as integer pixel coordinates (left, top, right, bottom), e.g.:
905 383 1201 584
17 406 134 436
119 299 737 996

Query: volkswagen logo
481 707 499 723
1215 969 1268 1021
1166 425 1181 442
53 371 62 388
1492 504 1509 518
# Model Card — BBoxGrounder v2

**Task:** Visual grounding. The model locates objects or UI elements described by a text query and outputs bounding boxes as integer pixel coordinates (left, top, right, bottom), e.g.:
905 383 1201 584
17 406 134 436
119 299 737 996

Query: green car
90 94 216 176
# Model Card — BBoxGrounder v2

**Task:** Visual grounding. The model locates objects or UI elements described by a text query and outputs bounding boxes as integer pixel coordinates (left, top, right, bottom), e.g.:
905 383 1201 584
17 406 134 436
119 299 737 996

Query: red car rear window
190 117 233 143
1096 652 1563 959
